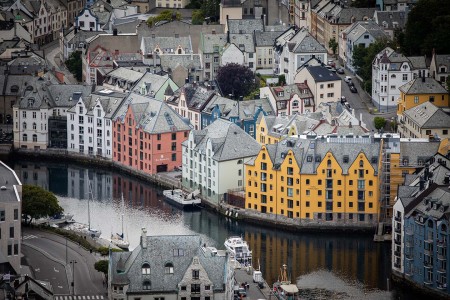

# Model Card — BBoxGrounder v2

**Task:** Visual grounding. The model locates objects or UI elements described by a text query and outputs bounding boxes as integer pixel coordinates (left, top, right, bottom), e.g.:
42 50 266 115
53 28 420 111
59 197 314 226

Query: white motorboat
224 236 252 266
162 189 201 210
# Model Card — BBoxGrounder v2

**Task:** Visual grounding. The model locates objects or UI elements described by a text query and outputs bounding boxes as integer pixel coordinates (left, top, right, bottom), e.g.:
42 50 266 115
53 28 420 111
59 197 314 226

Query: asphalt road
22 228 106 296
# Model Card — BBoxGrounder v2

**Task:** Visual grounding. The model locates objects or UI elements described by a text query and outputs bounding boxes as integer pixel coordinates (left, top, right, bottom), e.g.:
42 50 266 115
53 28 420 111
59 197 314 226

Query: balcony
424 249 433 256
405 270 414 277
394 227 401 233
424 279 433 285
437 282 447 290
437 240 447 248
437 253 447 261
394 250 401 257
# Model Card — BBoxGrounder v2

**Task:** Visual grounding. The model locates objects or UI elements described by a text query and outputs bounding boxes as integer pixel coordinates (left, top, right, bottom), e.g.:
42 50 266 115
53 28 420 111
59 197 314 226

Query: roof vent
0 186 6 190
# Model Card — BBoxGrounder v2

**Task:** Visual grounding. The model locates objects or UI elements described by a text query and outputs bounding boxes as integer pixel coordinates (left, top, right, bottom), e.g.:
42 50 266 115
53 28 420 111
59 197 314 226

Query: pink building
112 92 191 174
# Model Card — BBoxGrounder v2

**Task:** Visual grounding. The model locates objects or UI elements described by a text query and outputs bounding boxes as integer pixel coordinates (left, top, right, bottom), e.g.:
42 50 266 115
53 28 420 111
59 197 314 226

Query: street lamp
70 260 77 295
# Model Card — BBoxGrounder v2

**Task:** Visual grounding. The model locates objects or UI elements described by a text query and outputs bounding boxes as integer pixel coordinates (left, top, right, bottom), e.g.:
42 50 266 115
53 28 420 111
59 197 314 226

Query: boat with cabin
273 264 299 300
162 189 201 210
224 236 252 267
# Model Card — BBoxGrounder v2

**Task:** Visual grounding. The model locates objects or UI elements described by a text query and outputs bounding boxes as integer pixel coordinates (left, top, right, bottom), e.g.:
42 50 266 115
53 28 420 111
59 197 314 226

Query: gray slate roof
403 102 450 129
159 54 203 72
110 234 227 292
168 84 216 112
306 65 341 82
190 119 261 161
200 33 227 53
227 18 264 34
254 31 284 47
131 72 175 96
373 10 408 31
345 20 389 42
0 161 21 203
399 77 448 94
113 92 190 134
141 35 193 54
286 28 326 54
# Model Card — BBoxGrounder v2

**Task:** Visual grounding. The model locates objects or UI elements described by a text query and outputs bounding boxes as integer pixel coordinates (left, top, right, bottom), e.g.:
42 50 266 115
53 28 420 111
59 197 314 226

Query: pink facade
112 106 189 174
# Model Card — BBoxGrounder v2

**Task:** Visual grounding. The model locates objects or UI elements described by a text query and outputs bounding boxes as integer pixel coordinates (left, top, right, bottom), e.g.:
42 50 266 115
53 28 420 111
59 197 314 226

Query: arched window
262 153 266 160
237 159 243 164
178 48 182 54
33 122 36 130
142 280 151 290
22 134 27 142
327 159 332 167
292 100 299 108
165 263 174 274
141 263 150 275
23 122 27 130
33 134 37 142
359 160 364 167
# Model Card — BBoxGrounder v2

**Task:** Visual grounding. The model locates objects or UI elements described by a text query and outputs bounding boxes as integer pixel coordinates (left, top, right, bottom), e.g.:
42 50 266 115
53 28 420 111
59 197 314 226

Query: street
43 40 78 84
22 228 106 297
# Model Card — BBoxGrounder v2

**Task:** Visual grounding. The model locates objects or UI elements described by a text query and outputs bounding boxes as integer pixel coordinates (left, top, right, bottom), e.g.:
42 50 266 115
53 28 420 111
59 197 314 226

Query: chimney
419 176 425 191
227 30 230 43
113 28 118 36
141 228 147 248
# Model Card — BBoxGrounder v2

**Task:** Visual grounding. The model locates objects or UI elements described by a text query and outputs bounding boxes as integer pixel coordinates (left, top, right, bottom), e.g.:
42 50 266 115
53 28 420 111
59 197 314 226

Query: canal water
12 160 419 299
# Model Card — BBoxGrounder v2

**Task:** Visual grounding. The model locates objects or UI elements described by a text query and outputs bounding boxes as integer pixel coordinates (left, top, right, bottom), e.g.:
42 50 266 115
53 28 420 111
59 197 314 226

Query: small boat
35 213 75 225
224 236 252 267
111 196 130 249
273 264 299 300
162 189 201 210
85 181 101 238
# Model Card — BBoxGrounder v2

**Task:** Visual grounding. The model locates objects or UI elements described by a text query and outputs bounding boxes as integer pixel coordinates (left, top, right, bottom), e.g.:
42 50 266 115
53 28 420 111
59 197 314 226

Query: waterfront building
182 119 261 204
260 83 315 116
67 89 126 158
294 65 342 108
397 77 449 119
0 161 22 275
372 47 429 112
397 102 450 139
108 229 233 299
245 134 381 224
275 27 327 85
13 83 94 150
392 153 450 296
112 92 191 174
166 83 217 130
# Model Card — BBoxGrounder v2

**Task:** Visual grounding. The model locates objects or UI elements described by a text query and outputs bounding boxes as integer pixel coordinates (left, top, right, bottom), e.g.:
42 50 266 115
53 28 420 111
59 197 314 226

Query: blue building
392 153 450 297
201 96 273 139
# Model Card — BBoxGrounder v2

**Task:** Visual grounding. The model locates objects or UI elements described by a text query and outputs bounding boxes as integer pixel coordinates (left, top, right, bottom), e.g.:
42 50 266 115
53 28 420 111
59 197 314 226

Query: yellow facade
246 142 381 223
397 85 449 116
256 116 300 146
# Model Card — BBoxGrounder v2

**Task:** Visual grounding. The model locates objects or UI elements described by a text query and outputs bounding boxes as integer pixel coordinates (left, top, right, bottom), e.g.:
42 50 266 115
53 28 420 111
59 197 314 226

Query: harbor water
12 161 420 299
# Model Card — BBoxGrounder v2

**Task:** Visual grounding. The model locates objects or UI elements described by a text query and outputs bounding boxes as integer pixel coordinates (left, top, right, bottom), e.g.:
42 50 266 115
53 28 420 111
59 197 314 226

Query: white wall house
392 196 405 274
67 89 125 158
182 119 261 204
372 47 429 112
221 43 244 66
275 27 327 85
75 6 100 31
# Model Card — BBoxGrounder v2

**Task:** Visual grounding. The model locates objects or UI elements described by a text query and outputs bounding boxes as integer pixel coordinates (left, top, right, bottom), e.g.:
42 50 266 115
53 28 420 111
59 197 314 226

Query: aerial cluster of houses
0 0 450 298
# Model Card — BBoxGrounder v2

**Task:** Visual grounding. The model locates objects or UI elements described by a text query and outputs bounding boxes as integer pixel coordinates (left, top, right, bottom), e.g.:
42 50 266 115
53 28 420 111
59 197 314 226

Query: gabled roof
131 72 174 96
141 35 193 54
286 27 326 54
345 20 388 42
190 119 261 161
306 65 341 82
403 102 450 129
227 18 264 34
399 77 448 95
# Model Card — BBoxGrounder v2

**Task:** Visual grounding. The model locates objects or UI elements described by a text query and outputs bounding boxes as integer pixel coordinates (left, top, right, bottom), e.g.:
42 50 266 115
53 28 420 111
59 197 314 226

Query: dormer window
165 263 174 274
278 91 284 97
143 280 151 290
142 263 151 275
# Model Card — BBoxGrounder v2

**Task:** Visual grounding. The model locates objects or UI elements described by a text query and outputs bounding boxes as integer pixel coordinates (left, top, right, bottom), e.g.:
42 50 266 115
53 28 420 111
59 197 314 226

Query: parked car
350 86 358 93
337 68 345 74
325 65 337 72
340 96 346 102
347 81 355 87
327 59 335 67
344 76 352 83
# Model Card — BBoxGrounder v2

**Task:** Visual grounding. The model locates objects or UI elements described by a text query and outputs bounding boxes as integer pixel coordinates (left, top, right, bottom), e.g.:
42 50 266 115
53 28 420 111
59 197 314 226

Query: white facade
221 44 245 67
67 97 113 158
392 198 405 274
75 7 100 31
13 104 49 150
372 47 429 111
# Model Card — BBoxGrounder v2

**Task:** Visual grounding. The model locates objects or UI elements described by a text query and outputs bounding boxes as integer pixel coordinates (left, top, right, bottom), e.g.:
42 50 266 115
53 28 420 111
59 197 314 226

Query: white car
344 76 352 83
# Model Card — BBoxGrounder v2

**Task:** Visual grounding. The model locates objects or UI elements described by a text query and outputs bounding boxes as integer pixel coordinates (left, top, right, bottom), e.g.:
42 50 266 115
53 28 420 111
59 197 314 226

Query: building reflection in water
13 161 391 292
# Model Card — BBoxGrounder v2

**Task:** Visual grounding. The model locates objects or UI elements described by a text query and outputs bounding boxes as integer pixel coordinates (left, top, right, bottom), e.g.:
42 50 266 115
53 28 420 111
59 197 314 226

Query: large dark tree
216 63 256 98
22 185 63 224
65 51 82 82
401 0 450 55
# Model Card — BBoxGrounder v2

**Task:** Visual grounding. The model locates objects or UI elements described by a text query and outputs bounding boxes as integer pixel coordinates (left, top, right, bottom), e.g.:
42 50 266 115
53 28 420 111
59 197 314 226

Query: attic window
141 263 151 275
173 249 184 256
343 156 349 163
142 280 151 290
307 155 313 162
11 85 19 93
164 263 174 274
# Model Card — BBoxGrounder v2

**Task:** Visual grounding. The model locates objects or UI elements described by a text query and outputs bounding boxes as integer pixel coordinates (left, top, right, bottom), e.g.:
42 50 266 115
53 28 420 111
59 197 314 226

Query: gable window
165 263 174 274
192 269 199 279
142 280 151 290
142 263 151 274
191 284 200 293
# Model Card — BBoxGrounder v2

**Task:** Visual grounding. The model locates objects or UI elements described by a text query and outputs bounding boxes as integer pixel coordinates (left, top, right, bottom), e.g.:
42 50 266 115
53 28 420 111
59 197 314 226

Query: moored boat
224 236 252 267
273 264 300 300
162 189 201 210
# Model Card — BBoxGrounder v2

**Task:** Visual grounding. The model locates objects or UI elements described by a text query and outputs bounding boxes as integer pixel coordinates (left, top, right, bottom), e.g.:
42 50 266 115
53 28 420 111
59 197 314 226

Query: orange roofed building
112 92 191 174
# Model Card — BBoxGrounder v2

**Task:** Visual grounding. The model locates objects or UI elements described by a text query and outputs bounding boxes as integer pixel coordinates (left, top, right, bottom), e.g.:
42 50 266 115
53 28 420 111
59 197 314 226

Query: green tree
374 117 387 130
94 260 109 278
401 0 450 55
22 185 63 225
65 51 82 82
191 10 204 25
328 37 338 56
216 63 256 98
147 10 181 27
278 74 286 86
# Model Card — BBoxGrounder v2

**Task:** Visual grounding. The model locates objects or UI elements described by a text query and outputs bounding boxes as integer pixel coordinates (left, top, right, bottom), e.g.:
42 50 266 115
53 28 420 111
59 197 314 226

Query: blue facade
403 212 449 294
201 104 267 139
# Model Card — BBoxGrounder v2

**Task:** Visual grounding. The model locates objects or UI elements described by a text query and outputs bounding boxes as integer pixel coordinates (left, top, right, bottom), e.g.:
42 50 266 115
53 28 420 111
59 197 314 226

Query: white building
275 27 327 85
182 119 261 204
372 47 429 112
0 161 22 275
75 6 101 31
67 89 126 158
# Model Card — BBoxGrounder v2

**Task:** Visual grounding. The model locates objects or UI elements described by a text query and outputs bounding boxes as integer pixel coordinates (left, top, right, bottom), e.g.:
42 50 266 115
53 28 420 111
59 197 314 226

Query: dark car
350 86 358 93
347 81 354 87
337 68 345 74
